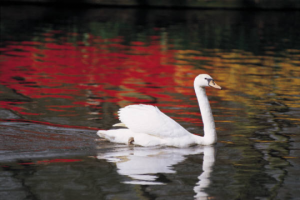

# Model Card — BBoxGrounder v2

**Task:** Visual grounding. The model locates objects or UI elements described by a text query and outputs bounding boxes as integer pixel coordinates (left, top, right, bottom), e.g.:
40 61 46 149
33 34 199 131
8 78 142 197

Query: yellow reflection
172 48 300 112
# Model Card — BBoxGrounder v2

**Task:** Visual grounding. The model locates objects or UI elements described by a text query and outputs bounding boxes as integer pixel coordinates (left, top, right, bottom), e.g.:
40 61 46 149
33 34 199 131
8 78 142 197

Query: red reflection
0 31 207 128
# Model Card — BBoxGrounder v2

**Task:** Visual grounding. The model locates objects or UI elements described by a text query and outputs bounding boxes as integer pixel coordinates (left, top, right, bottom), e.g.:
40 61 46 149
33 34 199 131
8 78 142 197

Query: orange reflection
1 29 300 129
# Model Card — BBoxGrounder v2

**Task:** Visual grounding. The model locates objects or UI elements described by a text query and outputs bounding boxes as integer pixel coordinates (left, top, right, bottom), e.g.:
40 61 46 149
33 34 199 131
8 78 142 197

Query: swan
97 74 221 147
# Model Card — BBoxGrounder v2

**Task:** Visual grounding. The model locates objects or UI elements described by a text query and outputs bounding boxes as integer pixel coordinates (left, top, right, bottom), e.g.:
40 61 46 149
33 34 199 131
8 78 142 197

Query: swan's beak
208 80 222 89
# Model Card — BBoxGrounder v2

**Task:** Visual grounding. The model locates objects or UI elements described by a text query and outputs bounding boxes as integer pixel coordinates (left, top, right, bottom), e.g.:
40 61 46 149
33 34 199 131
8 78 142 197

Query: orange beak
209 80 221 89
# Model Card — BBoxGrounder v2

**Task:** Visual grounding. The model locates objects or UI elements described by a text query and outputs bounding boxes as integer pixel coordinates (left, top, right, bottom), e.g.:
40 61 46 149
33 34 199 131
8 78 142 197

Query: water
1 5 300 199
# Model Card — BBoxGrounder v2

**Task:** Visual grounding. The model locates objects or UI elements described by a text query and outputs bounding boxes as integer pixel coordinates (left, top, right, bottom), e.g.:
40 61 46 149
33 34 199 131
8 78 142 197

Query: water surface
1 5 300 200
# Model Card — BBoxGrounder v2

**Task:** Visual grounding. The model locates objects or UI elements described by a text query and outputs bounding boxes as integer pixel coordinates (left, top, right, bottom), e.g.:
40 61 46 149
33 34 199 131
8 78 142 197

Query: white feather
119 105 190 138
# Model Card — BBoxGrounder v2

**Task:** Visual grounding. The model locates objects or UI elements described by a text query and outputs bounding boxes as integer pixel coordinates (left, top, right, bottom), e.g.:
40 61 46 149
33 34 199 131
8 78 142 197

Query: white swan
97 74 221 147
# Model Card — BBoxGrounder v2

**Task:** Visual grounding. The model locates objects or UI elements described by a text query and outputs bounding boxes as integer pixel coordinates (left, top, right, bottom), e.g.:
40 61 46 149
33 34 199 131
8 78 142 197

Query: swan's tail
97 130 119 142
97 129 135 145
96 129 164 147
97 130 107 138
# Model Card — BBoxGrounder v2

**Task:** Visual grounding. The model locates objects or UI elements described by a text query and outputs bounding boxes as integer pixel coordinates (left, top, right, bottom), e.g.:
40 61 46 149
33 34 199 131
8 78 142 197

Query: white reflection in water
97 145 215 199
194 146 215 200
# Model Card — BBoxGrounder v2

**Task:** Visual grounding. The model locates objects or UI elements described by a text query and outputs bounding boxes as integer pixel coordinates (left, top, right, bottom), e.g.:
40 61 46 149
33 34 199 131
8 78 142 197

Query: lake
1 5 300 200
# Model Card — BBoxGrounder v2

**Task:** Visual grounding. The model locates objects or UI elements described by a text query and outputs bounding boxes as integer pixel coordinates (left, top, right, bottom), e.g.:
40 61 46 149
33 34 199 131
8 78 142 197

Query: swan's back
119 104 190 138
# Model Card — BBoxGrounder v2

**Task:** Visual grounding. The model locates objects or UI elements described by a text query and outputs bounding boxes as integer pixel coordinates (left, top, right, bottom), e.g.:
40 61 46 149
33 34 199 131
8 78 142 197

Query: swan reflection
97 145 215 198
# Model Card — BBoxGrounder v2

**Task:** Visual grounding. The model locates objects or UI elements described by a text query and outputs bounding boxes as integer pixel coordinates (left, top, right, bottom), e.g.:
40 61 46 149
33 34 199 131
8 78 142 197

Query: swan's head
194 74 221 89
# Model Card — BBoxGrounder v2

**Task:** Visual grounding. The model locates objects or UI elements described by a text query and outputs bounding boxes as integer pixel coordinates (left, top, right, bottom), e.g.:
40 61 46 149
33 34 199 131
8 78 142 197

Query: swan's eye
204 78 208 80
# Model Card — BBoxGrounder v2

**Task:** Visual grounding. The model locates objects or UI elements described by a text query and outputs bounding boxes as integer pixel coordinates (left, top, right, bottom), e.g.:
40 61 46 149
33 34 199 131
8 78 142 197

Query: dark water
1 5 300 200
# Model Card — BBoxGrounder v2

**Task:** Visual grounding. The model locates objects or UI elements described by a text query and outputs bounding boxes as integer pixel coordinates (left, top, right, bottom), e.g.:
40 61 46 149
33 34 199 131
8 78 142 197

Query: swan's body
97 74 221 148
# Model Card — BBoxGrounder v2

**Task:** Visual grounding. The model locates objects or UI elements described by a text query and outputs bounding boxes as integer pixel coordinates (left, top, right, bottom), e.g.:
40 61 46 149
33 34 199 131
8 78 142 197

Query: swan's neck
194 85 217 145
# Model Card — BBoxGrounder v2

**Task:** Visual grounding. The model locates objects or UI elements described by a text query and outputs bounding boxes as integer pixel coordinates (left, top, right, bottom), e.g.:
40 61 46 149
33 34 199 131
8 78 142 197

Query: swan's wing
118 104 190 138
